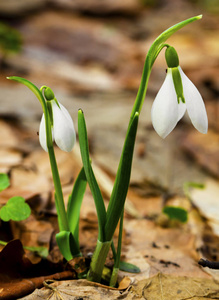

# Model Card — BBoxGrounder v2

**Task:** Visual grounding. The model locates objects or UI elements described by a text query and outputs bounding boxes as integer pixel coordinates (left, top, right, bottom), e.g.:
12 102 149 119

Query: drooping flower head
151 46 208 138
39 87 76 152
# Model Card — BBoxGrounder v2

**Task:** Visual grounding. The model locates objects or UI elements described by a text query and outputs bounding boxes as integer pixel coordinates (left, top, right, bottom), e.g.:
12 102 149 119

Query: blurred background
0 0 219 194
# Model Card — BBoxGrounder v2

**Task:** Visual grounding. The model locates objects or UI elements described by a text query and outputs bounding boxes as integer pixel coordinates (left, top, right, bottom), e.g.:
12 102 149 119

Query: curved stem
130 14 202 120
130 43 167 120
7 77 69 232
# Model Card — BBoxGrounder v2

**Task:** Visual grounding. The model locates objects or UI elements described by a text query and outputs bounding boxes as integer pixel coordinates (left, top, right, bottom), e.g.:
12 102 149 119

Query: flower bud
165 46 179 68
44 87 55 101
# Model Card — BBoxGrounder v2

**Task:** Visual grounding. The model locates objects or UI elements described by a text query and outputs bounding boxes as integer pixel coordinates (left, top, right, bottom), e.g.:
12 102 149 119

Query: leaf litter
0 114 219 299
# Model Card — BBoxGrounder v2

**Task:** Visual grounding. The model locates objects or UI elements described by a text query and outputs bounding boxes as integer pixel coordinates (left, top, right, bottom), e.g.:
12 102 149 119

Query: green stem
48 146 69 232
130 44 165 121
110 209 124 287
6 78 69 233
40 86 69 232
87 240 112 283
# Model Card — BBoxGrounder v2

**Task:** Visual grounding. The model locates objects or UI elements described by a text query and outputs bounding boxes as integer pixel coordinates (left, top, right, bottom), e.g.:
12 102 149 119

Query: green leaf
56 231 81 261
0 173 10 192
163 206 188 223
0 239 49 258
119 261 140 273
105 112 139 241
23 245 49 258
0 196 31 221
67 167 87 248
78 109 106 242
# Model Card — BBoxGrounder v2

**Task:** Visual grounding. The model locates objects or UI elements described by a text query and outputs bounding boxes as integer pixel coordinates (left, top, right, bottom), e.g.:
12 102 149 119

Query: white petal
179 67 208 134
52 101 76 152
39 114 48 152
177 100 186 122
151 69 182 138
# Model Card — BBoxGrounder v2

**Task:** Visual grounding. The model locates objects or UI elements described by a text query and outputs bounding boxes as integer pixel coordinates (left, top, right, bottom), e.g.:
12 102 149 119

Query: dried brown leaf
20 277 131 300
131 273 219 300
181 130 219 177
0 120 20 148
0 240 75 299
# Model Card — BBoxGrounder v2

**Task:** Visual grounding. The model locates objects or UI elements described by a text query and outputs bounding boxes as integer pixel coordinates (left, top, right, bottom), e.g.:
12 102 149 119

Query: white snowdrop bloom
39 100 76 152
151 66 208 138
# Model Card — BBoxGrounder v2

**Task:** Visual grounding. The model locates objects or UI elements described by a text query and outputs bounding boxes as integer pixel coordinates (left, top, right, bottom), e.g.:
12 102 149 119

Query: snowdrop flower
151 46 208 138
39 87 76 152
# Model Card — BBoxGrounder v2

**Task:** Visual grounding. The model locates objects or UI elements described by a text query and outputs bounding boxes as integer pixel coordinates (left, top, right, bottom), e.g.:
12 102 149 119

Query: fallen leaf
10 215 54 256
181 130 219 177
0 120 20 148
0 149 22 167
131 273 219 300
0 240 76 299
190 179 219 279
120 218 210 281
20 277 131 300
190 179 219 225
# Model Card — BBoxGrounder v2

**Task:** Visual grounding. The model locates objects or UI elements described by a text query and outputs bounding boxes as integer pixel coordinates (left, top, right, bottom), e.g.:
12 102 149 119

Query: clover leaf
0 196 31 222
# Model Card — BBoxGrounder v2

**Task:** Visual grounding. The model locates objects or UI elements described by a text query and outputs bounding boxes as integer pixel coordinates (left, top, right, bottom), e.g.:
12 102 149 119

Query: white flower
39 100 76 152
151 66 208 138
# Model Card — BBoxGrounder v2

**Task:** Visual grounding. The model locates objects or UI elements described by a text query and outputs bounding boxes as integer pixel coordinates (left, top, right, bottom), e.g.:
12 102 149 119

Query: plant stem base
87 240 111 283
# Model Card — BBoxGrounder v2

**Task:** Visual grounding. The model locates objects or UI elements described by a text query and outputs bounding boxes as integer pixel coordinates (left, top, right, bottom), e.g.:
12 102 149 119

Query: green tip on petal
171 67 185 103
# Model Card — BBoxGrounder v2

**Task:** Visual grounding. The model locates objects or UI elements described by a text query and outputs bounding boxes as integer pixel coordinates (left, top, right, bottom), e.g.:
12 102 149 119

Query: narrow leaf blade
78 109 106 241
119 261 140 273
105 112 139 241
67 167 87 248
56 231 81 260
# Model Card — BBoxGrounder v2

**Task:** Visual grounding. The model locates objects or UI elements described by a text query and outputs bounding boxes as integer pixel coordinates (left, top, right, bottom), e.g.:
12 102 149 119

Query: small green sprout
162 206 188 223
